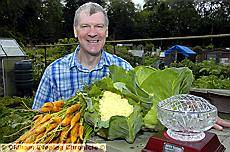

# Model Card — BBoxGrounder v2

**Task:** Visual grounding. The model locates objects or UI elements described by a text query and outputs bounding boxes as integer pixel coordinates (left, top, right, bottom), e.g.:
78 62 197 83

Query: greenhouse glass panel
3 47 25 56
0 39 26 57
0 46 5 56
1 39 18 47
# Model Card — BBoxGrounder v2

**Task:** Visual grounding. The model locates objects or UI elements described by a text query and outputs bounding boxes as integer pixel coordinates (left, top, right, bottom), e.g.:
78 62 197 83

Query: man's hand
213 117 230 131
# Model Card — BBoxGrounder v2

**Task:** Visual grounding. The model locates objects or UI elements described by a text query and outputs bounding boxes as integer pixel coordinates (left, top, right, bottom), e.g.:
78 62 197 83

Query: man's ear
106 28 108 37
74 26 77 38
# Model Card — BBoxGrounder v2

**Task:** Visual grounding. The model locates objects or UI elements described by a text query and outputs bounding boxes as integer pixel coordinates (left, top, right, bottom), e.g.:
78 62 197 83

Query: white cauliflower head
99 91 133 121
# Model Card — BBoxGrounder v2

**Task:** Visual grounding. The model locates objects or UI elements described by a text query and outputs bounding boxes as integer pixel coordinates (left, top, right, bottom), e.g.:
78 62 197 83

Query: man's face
74 11 108 56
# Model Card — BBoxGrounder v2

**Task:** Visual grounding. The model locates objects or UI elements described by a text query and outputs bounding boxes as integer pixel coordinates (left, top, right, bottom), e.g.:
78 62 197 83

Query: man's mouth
87 40 100 43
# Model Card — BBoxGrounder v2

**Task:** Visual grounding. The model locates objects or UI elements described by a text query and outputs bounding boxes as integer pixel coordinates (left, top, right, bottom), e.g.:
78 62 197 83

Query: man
32 2 132 109
33 2 230 130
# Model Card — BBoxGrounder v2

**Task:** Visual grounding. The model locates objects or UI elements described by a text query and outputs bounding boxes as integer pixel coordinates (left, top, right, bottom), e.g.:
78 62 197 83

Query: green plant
0 96 36 143
193 75 230 89
170 59 230 89
205 43 214 51
142 55 158 66
198 60 221 76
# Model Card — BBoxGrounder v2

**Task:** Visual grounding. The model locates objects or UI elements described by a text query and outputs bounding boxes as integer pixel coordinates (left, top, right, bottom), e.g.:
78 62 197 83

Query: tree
194 0 230 46
134 9 151 39
16 0 42 44
146 1 175 38
0 0 28 42
106 0 137 39
63 0 80 38
168 0 200 36
39 0 64 43
143 0 159 10
0 0 229 45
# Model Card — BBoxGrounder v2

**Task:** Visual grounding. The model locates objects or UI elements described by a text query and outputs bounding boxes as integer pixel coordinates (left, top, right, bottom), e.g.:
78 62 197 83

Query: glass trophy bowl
157 94 217 142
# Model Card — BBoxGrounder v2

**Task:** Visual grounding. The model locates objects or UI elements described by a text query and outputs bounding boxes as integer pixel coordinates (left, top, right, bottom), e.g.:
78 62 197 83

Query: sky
132 0 145 8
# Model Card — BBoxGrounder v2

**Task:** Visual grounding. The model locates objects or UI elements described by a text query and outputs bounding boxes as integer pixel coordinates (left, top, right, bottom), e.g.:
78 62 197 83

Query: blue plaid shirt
32 46 133 109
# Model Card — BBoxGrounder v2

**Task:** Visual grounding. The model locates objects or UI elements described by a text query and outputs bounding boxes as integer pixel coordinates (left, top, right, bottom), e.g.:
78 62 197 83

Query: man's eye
81 25 89 28
96 25 104 28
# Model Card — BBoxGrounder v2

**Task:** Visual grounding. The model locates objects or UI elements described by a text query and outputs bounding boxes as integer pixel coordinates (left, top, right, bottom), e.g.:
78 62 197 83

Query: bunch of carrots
15 93 92 145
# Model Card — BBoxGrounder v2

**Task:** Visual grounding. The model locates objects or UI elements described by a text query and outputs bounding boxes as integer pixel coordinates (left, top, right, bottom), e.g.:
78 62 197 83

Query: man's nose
88 27 97 37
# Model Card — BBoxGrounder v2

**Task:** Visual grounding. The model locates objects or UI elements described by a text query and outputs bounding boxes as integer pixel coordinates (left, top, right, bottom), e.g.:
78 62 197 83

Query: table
90 128 230 152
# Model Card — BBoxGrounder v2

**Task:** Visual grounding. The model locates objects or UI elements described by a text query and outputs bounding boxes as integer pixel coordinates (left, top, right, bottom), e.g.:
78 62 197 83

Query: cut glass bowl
157 94 217 141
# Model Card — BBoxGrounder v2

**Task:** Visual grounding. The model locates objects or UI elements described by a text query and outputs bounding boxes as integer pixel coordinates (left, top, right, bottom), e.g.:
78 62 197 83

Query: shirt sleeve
32 68 54 110
117 57 133 71
123 62 133 71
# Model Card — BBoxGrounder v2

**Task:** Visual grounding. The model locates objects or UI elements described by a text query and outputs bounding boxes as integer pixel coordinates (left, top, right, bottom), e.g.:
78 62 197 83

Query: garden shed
0 38 27 96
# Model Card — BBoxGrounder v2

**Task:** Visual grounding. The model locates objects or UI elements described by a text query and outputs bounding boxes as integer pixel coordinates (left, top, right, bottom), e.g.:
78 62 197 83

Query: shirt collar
69 45 110 71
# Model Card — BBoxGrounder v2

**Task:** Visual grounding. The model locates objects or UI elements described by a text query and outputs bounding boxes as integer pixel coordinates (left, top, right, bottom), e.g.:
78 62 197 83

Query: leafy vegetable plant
135 66 194 129
82 65 194 143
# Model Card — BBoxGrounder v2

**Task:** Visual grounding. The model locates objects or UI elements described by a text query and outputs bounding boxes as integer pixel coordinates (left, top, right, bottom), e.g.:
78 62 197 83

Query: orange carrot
32 114 43 121
40 114 52 124
61 114 72 126
43 102 54 108
79 124 84 140
51 116 62 123
60 127 69 142
66 103 81 115
24 134 36 143
53 100 64 108
71 123 79 135
52 105 61 112
34 132 45 143
70 123 79 143
16 130 31 143
46 123 58 132
35 124 46 134
34 115 44 126
70 112 81 129
40 106 52 113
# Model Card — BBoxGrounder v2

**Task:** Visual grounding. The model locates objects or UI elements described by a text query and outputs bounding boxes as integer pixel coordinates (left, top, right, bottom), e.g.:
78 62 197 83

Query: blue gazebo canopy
164 45 196 57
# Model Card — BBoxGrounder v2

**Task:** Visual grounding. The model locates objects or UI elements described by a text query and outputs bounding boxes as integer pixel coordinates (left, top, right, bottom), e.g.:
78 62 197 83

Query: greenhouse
0 38 27 96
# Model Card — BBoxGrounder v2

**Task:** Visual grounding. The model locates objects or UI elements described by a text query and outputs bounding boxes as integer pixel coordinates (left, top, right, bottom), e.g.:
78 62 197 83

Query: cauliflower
99 91 133 121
